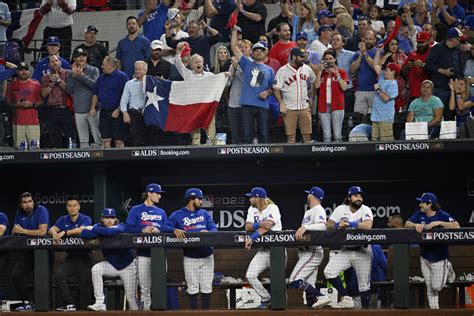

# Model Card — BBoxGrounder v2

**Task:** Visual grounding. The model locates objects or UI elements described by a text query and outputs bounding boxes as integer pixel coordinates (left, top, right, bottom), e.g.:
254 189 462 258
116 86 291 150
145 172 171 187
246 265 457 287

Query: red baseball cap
386 63 401 76
416 31 431 42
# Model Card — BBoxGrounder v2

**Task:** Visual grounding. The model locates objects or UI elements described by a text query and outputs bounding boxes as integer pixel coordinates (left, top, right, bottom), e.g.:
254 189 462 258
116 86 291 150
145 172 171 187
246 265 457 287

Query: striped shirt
120 78 146 112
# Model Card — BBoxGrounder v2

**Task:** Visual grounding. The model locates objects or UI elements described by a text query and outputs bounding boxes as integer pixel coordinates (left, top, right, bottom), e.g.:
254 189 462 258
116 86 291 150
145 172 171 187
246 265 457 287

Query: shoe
447 261 456 283
312 295 332 308
87 303 106 311
333 296 354 309
15 304 34 312
57 304 76 311
258 300 271 309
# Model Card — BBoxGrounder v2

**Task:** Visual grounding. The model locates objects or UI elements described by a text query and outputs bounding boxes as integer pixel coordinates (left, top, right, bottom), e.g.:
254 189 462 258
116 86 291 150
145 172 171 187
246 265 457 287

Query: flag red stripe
164 101 219 133
22 9 43 46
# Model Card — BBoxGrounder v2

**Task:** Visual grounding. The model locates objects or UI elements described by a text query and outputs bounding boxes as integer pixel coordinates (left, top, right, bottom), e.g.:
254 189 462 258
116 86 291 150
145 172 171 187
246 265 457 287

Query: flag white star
146 86 164 112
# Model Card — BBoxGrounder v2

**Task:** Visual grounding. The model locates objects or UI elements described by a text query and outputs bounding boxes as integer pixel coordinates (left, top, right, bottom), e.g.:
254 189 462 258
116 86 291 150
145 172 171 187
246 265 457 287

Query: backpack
4 38 24 65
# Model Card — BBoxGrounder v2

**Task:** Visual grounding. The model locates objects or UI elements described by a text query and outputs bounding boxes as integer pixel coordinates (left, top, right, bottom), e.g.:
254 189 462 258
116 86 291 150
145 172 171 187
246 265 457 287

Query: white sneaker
333 296 355 309
312 295 332 308
447 261 456 283
88 303 106 311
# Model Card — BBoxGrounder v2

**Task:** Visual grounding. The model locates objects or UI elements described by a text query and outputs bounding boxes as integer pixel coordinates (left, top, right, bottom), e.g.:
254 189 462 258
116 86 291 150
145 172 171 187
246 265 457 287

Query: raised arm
230 28 243 61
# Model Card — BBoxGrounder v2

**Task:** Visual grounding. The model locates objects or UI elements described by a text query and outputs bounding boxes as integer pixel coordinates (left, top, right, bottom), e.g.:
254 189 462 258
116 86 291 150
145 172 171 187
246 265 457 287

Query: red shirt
268 41 297 69
6 79 42 125
264 57 281 74
402 48 431 98
318 68 348 113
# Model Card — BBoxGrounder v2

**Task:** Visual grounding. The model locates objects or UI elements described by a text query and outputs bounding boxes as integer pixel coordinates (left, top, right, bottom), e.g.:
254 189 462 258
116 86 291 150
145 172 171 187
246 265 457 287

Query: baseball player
48 196 92 311
81 208 138 311
166 188 218 309
289 186 332 309
405 192 460 309
323 186 373 309
125 183 174 310
273 47 316 144
244 187 283 309
11 192 50 312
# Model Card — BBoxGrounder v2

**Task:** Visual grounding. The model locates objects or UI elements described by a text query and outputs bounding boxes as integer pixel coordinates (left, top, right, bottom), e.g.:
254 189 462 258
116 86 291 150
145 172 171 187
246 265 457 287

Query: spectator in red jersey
5 63 44 150
260 41 281 74
41 55 74 149
269 22 297 68
401 31 432 104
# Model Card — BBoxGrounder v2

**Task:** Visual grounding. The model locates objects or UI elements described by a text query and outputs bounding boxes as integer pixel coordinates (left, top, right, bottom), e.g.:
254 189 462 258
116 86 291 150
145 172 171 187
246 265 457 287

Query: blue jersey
166 207 217 258
239 56 275 109
126 203 173 257
408 209 457 262
53 213 92 231
0 211 9 236
32 56 71 82
13 205 49 234
81 222 134 270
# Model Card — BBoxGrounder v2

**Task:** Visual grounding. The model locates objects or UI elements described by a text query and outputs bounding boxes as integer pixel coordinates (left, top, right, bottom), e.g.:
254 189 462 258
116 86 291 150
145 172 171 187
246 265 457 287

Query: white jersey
301 205 326 230
274 63 315 110
246 204 282 231
329 204 373 224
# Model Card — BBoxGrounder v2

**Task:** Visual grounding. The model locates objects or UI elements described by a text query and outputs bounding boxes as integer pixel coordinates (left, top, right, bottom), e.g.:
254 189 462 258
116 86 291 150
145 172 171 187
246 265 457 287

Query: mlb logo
134 237 143 244
27 239 37 246
40 153 50 160
132 151 140 157
234 235 246 243
423 232 433 240
376 144 385 151
218 148 227 155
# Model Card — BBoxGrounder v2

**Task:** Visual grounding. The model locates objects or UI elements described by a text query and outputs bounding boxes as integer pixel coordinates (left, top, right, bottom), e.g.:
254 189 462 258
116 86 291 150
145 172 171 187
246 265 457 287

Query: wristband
349 221 358 229
252 222 259 230
250 231 260 240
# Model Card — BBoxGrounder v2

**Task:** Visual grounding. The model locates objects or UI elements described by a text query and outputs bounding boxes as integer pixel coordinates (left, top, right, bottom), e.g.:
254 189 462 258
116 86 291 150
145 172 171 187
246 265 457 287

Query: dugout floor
6 310 473 315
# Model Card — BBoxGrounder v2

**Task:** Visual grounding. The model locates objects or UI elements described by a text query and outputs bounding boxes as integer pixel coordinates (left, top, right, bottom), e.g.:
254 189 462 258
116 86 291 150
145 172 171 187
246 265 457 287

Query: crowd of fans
0 0 474 149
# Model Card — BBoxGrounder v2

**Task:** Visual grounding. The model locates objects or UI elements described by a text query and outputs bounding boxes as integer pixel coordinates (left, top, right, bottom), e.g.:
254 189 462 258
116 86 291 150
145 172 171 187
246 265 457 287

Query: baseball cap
416 31 431 42
385 63 401 76
72 48 88 58
102 208 116 217
17 62 29 70
416 192 438 205
317 10 335 23
317 24 335 36
347 186 363 196
84 25 99 34
290 47 306 57
47 36 60 46
252 42 266 51
184 188 204 199
447 27 461 39
167 8 179 21
151 40 164 50
245 187 267 198
146 183 165 193
305 186 325 200
296 31 308 40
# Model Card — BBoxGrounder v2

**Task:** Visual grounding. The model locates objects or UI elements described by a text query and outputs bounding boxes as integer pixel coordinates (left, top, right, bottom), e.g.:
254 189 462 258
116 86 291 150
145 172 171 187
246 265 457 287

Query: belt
128 109 143 113
50 105 67 109
344 245 367 251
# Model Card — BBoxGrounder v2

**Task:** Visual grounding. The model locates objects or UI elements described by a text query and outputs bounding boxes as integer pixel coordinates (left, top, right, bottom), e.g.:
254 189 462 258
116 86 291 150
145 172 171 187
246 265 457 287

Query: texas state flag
143 73 228 133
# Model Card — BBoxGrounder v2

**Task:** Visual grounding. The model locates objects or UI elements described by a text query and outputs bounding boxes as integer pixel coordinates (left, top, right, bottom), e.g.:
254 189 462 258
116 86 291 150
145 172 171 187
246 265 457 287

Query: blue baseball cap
317 10 335 23
416 192 437 205
184 188 205 199
447 27 461 39
252 42 267 51
318 24 336 36
146 183 165 193
47 36 61 46
305 186 325 200
102 208 116 217
347 186 363 197
245 187 267 198
296 31 308 40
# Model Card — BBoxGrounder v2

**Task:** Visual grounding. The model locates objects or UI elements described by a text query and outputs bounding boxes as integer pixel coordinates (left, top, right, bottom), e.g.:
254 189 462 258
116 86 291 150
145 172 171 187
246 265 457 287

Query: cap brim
416 197 423 202
245 193 252 196
304 190 311 194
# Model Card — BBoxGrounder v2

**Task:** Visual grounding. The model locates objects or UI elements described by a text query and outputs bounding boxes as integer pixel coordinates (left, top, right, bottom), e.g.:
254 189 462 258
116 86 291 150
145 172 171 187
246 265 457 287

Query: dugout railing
0 228 473 311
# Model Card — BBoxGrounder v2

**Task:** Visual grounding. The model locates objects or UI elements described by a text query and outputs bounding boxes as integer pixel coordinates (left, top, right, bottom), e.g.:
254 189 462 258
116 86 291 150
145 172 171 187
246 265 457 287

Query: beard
417 44 428 54
350 200 363 210
365 42 374 50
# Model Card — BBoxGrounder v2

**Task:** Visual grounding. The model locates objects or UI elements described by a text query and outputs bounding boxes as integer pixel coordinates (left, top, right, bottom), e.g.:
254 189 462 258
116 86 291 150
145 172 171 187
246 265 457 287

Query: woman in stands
315 49 348 142
283 1 318 45
81 208 138 311
449 78 474 138
212 46 231 74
